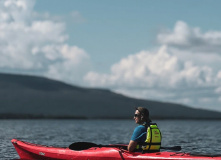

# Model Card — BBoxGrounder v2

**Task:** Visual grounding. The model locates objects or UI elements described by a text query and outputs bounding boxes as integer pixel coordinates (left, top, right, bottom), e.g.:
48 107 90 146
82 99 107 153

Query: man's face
134 110 141 124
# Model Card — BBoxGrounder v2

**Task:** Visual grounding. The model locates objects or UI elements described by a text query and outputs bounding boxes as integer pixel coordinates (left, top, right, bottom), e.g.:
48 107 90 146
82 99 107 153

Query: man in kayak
128 107 162 152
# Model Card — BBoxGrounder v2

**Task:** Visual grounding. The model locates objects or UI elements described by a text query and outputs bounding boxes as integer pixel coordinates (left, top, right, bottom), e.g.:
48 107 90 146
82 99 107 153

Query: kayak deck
11 139 221 160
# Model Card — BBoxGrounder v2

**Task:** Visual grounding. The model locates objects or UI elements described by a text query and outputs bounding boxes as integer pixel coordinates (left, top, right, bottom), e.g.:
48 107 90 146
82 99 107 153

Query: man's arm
128 140 137 152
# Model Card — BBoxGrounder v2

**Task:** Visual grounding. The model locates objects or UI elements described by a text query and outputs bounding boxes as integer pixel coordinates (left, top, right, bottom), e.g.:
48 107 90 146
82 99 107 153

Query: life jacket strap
137 142 161 146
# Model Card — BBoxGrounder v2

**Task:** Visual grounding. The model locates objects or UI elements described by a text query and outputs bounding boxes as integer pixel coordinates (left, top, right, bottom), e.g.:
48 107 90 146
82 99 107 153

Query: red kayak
12 139 221 160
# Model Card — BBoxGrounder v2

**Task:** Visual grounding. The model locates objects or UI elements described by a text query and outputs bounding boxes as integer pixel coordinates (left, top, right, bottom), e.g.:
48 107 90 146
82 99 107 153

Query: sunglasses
134 114 140 117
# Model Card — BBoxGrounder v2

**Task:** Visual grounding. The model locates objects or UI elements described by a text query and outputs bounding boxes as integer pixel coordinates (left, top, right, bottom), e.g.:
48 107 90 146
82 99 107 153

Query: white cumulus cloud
85 22 221 111
157 21 221 54
0 0 90 84
85 46 218 90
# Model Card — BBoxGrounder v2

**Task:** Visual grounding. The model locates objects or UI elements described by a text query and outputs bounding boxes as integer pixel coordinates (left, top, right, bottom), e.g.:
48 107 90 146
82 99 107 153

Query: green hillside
0 73 221 119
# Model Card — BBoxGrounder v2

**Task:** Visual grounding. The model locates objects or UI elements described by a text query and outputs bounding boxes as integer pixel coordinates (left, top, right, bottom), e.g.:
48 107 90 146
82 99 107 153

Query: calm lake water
1 119 221 159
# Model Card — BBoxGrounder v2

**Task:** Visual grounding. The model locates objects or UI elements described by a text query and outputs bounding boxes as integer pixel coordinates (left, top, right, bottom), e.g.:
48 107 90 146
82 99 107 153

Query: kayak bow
11 139 221 160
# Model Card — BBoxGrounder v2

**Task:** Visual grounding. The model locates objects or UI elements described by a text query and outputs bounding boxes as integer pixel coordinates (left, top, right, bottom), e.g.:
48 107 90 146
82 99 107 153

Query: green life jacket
136 123 162 151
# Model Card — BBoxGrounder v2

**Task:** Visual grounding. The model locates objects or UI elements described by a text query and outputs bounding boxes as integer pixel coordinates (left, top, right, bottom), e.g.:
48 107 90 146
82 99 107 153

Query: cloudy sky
1 0 221 112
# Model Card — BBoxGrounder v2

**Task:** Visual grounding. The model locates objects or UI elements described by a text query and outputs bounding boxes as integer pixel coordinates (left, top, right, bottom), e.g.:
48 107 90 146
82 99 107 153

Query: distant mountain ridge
0 73 221 119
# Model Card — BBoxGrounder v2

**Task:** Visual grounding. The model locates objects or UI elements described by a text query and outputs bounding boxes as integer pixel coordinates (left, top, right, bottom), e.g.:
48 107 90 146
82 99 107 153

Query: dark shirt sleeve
131 125 147 142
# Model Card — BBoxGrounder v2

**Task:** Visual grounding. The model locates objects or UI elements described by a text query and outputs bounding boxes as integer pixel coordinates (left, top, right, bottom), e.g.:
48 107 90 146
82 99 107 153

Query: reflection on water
1 119 221 159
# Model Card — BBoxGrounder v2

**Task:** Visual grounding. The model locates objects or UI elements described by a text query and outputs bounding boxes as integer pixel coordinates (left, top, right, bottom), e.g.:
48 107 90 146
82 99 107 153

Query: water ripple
1 119 221 159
